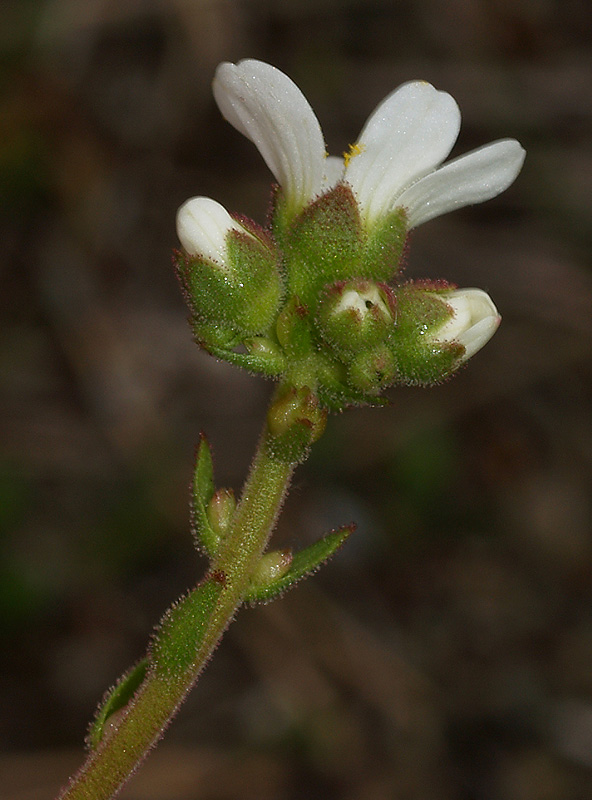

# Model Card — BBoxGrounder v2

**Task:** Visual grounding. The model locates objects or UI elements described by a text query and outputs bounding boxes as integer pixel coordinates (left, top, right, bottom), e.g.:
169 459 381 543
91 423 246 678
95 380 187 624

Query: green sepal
176 230 284 336
389 338 464 386
86 658 149 750
225 230 285 333
244 525 355 604
276 295 313 359
191 434 218 557
191 318 242 353
313 355 389 411
362 207 408 281
205 342 286 377
150 574 225 678
394 281 454 334
269 183 301 237
243 337 287 374
283 184 363 307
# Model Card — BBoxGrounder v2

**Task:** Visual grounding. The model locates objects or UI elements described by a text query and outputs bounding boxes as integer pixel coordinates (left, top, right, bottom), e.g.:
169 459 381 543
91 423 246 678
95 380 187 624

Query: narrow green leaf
191 434 219 557
244 525 355 603
193 433 214 506
87 658 149 750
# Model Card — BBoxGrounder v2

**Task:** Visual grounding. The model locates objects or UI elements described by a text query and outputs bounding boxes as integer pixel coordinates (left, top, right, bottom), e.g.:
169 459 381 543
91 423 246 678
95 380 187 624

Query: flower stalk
58 386 334 800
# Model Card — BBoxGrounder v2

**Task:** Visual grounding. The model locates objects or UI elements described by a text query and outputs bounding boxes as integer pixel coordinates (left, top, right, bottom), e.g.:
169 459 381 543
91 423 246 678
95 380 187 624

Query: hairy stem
58 398 299 800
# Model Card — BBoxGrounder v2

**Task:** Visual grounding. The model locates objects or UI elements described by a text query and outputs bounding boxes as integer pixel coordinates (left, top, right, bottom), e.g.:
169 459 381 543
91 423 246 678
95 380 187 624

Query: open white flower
213 59 525 227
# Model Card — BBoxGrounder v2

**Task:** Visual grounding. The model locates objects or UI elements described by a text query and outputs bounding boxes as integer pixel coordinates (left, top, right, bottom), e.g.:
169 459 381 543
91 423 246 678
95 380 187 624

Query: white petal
176 197 244 263
321 155 345 192
399 139 526 228
213 59 326 213
345 81 461 223
436 288 501 361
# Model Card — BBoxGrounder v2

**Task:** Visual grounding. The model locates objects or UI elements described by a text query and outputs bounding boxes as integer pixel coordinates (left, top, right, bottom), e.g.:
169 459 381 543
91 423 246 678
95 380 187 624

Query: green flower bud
389 283 500 384
206 488 236 541
266 386 327 462
176 197 284 336
316 279 396 358
249 549 293 593
347 343 397 394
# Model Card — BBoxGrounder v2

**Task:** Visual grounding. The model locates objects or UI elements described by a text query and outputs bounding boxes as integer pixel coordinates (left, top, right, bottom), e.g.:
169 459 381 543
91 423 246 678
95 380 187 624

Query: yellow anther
343 142 366 167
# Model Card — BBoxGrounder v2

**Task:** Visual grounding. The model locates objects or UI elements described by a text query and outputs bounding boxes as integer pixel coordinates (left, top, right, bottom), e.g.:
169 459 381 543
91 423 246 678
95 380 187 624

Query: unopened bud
250 549 293 591
266 386 327 462
388 283 500 384
347 343 397 394
317 280 396 357
175 198 284 335
177 197 247 264
206 488 236 539
432 289 500 363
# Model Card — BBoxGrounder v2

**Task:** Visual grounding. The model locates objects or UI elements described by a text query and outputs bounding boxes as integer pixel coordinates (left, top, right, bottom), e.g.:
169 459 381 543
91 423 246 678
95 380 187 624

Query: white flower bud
334 283 391 320
317 279 395 357
176 197 246 263
435 289 501 362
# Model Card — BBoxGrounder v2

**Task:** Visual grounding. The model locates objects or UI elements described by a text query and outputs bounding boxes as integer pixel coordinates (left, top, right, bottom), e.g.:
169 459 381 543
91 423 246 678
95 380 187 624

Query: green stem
57 399 299 800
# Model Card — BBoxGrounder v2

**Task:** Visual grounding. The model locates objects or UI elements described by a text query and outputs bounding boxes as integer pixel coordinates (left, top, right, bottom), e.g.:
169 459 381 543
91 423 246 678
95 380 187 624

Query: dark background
2 1 591 798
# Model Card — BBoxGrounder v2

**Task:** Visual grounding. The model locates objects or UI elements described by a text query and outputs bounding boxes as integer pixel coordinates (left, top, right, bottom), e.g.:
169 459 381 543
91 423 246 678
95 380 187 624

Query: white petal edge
345 81 461 223
398 139 526 228
213 59 327 214
176 197 245 263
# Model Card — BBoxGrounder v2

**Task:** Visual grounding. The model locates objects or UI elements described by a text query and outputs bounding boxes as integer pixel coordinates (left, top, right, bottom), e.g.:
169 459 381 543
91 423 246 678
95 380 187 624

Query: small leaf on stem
191 434 219 557
244 525 355 603
86 658 149 751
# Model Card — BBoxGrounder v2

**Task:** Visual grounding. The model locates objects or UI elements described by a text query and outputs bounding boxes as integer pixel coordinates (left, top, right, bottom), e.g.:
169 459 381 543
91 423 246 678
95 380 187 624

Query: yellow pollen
343 142 365 167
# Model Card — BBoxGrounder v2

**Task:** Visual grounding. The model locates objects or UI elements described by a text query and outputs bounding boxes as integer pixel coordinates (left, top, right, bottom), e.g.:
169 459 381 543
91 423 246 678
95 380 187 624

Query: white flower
212 59 525 226
434 288 501 362
176 196 248 264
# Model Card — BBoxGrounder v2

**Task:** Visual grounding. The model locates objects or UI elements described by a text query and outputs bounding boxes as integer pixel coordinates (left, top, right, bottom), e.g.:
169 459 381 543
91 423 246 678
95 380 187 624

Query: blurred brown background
1 1 591 798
